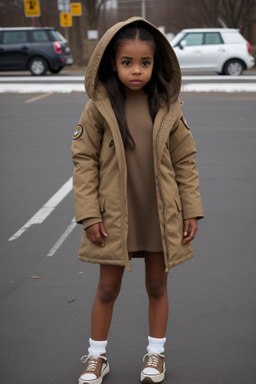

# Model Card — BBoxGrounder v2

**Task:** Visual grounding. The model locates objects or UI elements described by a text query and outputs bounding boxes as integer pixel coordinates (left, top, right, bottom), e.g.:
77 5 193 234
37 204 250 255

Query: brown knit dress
125 93 163 254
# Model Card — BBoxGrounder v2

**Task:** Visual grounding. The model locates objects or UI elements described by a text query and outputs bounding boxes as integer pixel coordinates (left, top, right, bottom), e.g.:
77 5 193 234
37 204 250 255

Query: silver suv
171 28 255 75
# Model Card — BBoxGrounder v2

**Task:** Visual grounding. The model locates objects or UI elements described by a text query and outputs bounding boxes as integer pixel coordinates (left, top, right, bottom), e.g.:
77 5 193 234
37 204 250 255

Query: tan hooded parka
72 17 204 272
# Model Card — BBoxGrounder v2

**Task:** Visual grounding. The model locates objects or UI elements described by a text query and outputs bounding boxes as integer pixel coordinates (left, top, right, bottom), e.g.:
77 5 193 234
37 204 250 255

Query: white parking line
8 177 73 241
47 217 77 257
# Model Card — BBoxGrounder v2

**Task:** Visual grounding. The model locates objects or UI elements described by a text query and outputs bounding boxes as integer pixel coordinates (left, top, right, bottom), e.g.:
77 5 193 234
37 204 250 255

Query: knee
146 280 166 300
98 282 120 304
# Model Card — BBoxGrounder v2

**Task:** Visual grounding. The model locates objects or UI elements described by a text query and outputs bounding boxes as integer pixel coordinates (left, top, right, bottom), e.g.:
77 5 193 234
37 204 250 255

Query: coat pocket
99 197 106 213
174 195 183 233
174 195 183 214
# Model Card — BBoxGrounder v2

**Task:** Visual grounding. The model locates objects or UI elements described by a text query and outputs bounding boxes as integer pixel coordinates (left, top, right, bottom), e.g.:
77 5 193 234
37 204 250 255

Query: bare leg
145 253 168 338
91 264 125 341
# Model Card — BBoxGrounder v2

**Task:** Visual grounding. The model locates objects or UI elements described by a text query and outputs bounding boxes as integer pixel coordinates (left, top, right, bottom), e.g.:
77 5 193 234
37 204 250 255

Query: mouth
130 80 143 85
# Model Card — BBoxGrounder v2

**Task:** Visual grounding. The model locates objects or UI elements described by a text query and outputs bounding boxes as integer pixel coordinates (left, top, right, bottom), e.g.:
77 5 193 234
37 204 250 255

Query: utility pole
141 0 146 18
118 0 146 18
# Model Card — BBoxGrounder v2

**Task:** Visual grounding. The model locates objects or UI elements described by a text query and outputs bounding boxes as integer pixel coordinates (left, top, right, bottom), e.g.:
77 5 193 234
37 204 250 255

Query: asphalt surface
0 90 256 384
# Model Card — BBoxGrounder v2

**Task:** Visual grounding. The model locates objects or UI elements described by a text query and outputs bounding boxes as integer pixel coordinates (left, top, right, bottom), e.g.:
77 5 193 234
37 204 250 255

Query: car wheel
223 60 244 76
29 57 48 76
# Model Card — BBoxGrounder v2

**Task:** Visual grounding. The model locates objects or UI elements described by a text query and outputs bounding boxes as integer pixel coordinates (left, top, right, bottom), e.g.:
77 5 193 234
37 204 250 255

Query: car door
173 32 204 70
0 30 32 70
201 32 227 71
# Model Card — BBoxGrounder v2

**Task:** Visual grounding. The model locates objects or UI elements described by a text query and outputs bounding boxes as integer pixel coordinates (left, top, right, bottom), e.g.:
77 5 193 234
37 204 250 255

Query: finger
183 223 198 244
99 222 108 237
86 224 105 247
93 231 105 247
88 232 100 245
183 221 190 238
183 232 193 243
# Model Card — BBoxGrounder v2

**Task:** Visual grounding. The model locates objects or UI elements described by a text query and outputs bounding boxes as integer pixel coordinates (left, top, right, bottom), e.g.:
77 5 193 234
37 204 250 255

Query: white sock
147 336 166 354
88 338 108 357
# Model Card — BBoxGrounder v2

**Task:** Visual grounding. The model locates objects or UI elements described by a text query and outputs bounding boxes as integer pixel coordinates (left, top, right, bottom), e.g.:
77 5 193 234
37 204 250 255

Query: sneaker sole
79 363 110 384
140 367 166 383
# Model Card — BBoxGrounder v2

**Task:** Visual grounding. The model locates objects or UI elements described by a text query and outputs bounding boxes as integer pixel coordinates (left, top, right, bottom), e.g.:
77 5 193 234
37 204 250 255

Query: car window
31 30 50 42
3 31 28 44
182 33 203 46
171 32 185 46
49 30 66 42
204 32 223 45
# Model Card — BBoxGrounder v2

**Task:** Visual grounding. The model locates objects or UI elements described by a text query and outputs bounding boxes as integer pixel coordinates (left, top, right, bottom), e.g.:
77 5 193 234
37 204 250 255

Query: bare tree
218 0 256 28
81 0 107 29
198 0 220 27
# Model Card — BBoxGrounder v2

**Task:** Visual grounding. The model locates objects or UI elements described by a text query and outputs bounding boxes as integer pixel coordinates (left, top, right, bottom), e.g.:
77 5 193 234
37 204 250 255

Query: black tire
29 57 48 76
50 68 63 74
223 59 244 76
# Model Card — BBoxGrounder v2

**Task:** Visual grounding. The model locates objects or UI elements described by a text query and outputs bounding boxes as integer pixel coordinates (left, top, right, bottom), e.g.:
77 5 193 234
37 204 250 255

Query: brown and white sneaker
141 353 166 383
79 354 110 384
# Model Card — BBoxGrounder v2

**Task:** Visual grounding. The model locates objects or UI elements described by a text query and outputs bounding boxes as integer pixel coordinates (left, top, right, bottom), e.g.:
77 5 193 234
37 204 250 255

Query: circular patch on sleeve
73 124 83 140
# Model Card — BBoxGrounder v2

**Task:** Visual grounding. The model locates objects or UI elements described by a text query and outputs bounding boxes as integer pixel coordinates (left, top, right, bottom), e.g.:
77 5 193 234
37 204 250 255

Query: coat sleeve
71 101 104 228
168 114 204 220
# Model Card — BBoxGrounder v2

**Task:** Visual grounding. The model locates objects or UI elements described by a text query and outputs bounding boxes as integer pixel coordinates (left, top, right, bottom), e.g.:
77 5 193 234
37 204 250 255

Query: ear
111 58 116 72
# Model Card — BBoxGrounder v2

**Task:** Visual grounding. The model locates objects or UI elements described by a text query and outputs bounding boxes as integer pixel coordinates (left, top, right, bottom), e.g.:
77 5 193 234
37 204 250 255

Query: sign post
60 12 72 27
71 3 82 16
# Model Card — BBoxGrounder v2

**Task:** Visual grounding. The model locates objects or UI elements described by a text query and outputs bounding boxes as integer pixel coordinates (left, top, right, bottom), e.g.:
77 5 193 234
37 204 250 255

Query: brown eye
121 60 130 66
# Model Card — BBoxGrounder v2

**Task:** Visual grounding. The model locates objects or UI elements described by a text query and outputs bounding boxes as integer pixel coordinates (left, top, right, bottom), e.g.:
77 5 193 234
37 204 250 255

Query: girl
72 17 203 384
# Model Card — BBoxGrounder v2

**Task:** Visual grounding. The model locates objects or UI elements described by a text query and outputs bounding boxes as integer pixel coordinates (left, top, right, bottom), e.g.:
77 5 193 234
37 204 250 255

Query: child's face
112 38 154 95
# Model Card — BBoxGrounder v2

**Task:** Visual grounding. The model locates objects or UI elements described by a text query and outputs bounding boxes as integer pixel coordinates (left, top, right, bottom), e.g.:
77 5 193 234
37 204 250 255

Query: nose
132 64 141 74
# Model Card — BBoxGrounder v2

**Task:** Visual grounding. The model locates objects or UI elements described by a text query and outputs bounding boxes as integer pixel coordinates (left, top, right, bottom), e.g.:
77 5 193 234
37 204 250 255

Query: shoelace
143 353 164 368
81 355 107 372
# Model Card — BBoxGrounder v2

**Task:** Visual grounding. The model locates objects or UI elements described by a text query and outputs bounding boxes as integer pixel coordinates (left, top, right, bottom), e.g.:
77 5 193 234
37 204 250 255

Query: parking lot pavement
0 92 256 384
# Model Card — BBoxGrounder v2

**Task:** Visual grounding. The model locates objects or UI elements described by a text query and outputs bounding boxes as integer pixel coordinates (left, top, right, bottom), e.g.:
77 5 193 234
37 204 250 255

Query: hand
85 222 107 247
183 218 198 244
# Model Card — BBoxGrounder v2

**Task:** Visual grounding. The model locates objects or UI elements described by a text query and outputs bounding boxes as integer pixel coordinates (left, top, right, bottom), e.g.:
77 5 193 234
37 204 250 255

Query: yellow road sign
24 0 41 17
71 3 82 16
60 12 72 27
